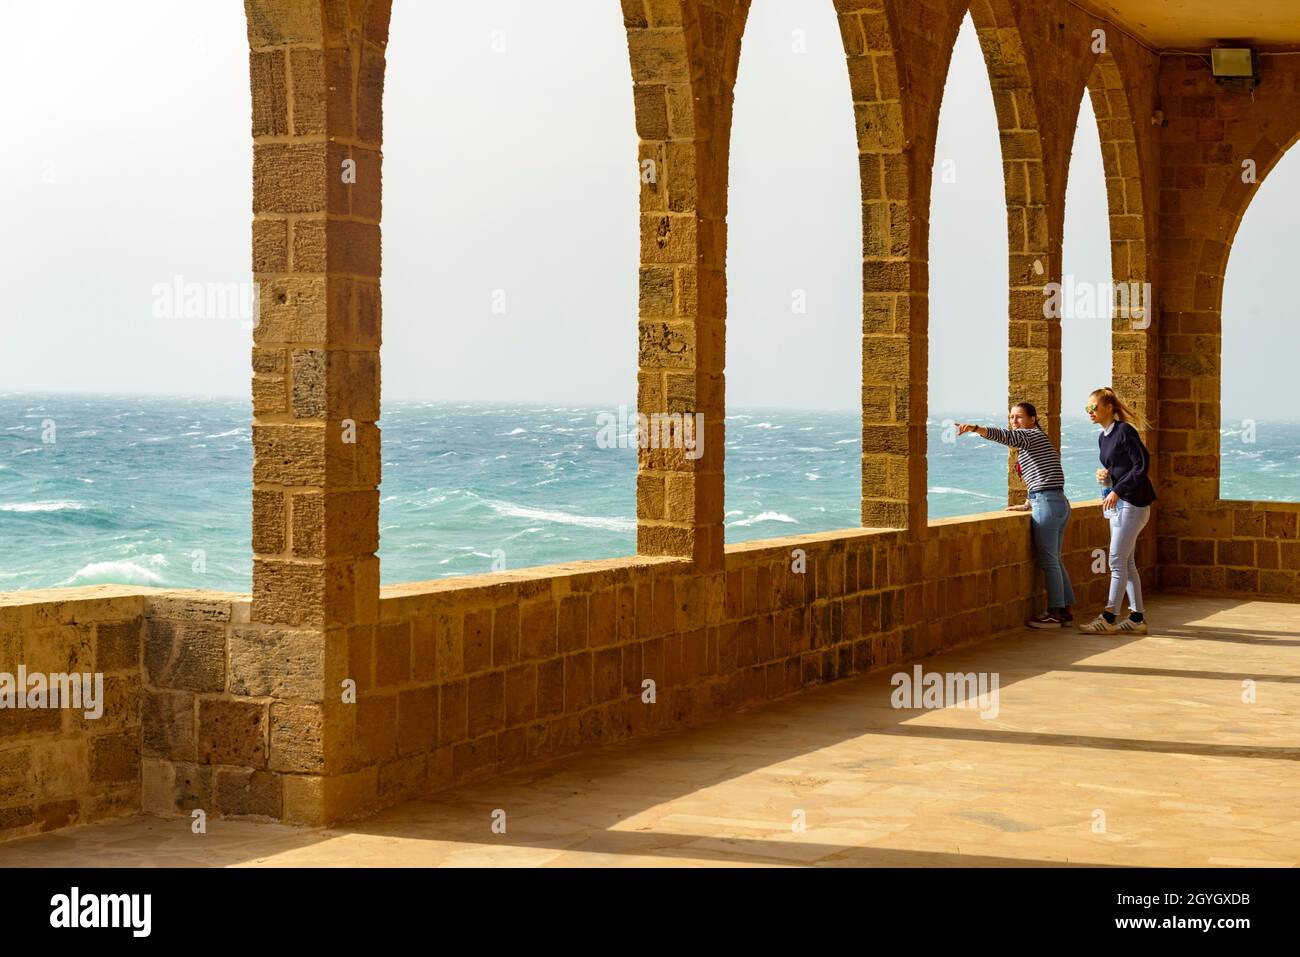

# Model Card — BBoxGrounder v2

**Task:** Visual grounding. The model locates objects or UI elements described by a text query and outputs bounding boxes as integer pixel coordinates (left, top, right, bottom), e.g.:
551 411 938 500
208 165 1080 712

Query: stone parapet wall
1 503 1125 839
0 589 146 841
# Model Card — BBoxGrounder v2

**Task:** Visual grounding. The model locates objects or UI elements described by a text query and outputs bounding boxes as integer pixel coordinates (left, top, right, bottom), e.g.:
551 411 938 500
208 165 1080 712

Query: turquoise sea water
2 392 1297 592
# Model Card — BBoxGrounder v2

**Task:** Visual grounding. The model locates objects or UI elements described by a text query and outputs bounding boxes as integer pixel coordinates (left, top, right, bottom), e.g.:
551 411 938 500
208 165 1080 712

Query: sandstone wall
0 590 144 840
1154 52 1300 600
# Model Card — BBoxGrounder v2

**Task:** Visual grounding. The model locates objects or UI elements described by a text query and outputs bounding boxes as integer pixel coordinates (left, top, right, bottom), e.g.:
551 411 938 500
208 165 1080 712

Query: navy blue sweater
1099 421 1156 506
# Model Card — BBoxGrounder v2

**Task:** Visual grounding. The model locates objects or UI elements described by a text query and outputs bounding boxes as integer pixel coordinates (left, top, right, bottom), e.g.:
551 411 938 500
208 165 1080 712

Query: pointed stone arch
835 0 1056 522
1185 127 1300 491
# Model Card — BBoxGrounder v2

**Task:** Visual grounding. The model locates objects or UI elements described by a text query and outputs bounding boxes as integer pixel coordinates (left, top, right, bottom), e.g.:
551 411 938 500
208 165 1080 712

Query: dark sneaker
1027 612 1063 629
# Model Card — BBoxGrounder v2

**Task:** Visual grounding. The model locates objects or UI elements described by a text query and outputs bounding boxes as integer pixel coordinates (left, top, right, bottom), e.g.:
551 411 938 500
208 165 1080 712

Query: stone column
1088 54 1157 437
839 2 926 532
244 0 389 824
627 1 739 573
967 13 1057 503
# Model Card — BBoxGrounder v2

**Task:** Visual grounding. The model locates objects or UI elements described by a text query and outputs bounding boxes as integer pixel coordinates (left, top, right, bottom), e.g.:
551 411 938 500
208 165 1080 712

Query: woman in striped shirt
956 402 1074 628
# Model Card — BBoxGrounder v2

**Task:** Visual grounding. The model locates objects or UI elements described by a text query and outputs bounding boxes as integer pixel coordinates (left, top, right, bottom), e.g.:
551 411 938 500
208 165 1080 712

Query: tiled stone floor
1 594 1297 867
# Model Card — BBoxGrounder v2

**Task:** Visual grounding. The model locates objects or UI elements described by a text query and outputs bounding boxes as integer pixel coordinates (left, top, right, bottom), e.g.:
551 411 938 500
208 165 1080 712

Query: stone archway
1155 51 1300 598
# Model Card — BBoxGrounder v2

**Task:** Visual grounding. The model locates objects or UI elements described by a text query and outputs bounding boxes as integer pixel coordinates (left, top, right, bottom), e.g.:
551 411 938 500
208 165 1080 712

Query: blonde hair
1090 387 1149 433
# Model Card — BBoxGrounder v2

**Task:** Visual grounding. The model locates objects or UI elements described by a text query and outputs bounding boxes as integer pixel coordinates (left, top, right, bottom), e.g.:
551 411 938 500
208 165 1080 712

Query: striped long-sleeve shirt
980 426 1065 493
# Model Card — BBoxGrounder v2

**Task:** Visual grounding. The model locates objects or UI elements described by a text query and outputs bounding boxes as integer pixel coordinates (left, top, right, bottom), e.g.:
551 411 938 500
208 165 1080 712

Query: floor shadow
865 723 1300 760
1158 627 1300 646
1060 663 1300 683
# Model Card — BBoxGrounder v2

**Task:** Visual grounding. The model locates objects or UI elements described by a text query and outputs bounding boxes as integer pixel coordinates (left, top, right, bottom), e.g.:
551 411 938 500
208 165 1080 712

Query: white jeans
1107 499 1150 614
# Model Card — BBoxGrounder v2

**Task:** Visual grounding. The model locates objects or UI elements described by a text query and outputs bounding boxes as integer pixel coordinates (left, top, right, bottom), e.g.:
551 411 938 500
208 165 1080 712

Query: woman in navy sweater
1078 387 1157 635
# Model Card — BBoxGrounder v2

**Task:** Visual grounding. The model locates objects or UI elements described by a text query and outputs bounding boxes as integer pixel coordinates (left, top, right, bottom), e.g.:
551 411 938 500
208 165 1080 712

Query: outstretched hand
955 423 981 436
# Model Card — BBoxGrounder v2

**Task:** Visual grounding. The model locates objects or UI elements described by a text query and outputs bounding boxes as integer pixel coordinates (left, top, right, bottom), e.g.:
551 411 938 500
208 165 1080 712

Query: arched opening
926 12 1011 519
1060 88 1113 501
1220 141 1300 502
0 1 251 591
723 2 861 543
381 0 640 581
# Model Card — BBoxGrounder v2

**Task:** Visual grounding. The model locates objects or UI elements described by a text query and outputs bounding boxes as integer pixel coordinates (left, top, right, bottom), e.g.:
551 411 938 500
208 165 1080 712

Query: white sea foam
477 496 635 533
205 428 243 439
929 486 1002 500
63 556 167 586
1 501 87 513
728 511 798 528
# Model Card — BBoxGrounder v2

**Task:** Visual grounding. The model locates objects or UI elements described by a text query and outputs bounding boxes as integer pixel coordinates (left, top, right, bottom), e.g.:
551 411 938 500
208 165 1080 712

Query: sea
2 392 1296 593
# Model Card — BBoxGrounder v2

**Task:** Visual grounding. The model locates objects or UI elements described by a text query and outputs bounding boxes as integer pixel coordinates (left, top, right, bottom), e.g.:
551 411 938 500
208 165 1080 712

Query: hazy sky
0 1 1291 415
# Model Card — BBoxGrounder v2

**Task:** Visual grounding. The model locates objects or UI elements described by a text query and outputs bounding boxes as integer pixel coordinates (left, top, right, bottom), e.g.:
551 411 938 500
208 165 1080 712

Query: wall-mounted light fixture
1211 46 1260 90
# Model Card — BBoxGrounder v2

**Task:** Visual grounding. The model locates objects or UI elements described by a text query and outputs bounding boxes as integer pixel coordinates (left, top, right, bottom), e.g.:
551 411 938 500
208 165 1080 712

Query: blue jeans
1107 498 1150 614
1029 489 1074 609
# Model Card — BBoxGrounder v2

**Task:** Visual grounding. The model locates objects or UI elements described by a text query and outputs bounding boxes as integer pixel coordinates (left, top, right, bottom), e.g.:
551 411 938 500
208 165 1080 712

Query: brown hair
1010 401 1039 427
1090 387 1149 433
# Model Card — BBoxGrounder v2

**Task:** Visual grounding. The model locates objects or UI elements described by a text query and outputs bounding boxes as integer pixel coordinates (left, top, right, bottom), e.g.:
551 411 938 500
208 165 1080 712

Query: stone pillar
627 1 740 573
1089 52 1157 438
245 0 389 825
838 1 926 532
968 9 1056 503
